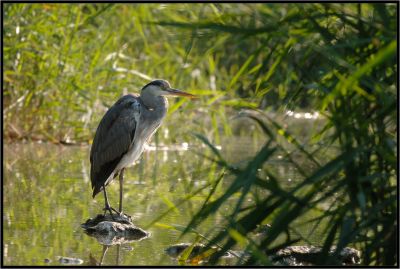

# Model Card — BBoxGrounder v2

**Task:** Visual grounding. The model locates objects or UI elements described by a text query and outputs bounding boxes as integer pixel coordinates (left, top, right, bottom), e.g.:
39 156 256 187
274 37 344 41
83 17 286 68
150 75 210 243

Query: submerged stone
271 246 361 266
165 243 361 266
81 214 149 245
57 256 84 265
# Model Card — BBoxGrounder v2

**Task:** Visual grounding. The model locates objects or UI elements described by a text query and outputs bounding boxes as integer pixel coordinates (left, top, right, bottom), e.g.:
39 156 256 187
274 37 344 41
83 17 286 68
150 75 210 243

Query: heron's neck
140 92 168 113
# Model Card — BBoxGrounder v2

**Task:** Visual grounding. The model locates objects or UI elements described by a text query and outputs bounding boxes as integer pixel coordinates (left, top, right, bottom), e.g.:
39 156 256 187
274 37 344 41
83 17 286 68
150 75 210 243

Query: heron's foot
103 206 120 220
119 211 132 221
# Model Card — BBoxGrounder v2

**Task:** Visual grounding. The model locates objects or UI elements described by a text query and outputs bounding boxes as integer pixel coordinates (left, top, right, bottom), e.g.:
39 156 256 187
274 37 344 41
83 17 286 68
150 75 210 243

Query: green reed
151 3 397 266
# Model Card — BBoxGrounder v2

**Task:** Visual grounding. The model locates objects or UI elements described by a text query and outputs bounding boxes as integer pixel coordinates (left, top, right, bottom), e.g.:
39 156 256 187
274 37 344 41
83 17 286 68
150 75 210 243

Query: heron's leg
119 168 125 213
103 186 113 216
103 185 119 216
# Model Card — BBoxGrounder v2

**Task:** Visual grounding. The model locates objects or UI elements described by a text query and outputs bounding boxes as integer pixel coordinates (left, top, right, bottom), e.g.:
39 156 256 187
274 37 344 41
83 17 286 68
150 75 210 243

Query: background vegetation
3 3 397 266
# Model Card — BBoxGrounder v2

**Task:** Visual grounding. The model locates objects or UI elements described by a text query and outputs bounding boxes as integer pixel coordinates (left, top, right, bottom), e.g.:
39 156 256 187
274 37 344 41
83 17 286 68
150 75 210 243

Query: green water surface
3 132 326 266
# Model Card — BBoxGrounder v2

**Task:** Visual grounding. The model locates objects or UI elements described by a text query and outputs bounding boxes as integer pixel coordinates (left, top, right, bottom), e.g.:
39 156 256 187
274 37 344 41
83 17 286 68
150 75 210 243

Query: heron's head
141 79 195 98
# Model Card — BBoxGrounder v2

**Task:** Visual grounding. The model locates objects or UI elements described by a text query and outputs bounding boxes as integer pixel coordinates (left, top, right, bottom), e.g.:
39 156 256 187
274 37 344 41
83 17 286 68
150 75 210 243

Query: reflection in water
3 132 325 265
94 244 148 266
87 244 120 266
100 245 113 266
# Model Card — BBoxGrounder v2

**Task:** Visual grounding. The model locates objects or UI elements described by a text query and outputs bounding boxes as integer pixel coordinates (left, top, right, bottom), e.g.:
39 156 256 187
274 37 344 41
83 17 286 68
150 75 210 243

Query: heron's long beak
165 88 196 98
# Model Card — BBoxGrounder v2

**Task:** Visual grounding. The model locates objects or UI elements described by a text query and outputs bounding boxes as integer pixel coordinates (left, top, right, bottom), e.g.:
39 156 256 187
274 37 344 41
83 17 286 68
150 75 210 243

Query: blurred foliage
151 3 396 266
3 2 397 266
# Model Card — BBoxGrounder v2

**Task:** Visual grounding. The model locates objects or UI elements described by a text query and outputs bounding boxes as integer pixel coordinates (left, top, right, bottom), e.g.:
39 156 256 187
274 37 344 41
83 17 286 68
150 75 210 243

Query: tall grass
3 3 236 144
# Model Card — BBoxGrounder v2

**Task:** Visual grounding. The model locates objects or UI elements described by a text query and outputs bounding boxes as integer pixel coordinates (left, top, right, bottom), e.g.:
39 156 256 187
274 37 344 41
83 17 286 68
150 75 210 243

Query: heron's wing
90 94 141 197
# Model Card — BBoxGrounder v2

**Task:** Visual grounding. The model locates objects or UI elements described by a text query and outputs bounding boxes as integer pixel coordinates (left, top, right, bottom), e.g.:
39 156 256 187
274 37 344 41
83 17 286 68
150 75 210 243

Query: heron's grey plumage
90 79 194 214
90 95 140 197
90 85 169 198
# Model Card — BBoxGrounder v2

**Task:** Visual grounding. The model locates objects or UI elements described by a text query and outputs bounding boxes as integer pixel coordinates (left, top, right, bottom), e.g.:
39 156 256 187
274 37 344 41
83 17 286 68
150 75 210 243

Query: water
3 133 325 266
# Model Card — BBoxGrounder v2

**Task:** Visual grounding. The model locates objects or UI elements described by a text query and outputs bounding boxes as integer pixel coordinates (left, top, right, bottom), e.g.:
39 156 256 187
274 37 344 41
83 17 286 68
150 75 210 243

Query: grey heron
90 79 195 216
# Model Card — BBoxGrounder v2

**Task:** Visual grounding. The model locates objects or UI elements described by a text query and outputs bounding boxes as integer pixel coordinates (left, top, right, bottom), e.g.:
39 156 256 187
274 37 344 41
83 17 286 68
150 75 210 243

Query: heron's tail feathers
90 156 123 199
92 185 103 198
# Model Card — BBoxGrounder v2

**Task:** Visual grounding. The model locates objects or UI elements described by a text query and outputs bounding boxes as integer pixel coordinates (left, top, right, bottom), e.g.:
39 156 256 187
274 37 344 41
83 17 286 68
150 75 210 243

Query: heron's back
90 94 167 198
90 95 140 197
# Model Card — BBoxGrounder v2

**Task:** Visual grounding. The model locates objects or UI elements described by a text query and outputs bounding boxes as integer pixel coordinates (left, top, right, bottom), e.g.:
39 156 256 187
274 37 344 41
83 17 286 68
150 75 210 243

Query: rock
57 256 84 265
81 214 149 245
271 246 361 266
82 213 132 227
165 243 361 266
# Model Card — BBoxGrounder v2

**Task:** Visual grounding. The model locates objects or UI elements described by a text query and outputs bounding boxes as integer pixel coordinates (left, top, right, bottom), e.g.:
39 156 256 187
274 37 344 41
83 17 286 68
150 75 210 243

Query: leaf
192 133 224 161
260 38 295 83
228 54 255 90
321 40 397 109
178 236 201 263
160 195 179 214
